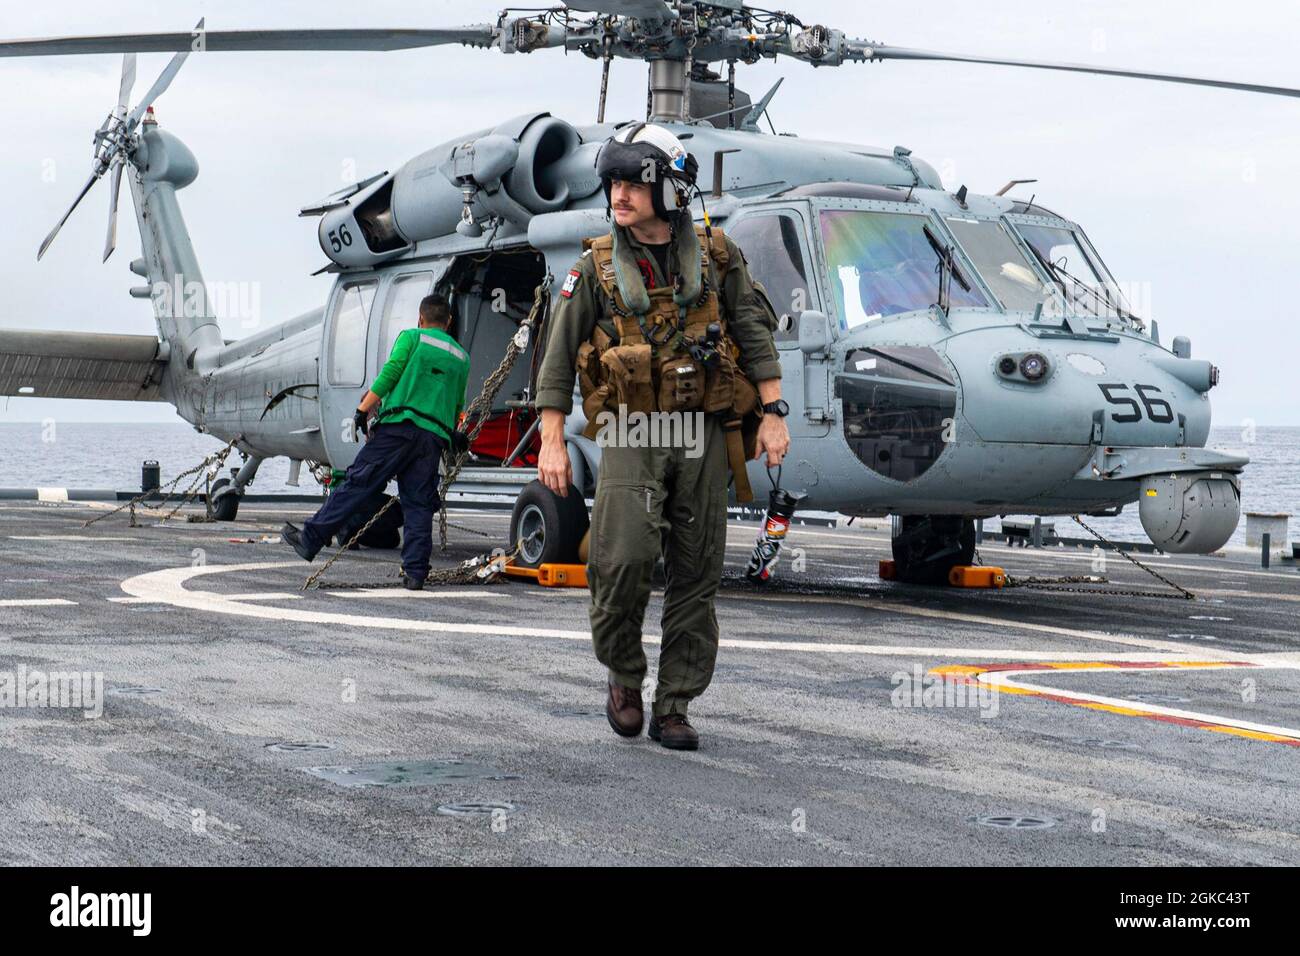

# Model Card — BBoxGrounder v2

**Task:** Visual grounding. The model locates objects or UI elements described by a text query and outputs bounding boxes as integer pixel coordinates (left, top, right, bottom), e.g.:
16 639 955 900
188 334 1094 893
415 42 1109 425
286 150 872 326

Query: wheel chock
948 565 1007 588
878 560 897 580
502 560 588 588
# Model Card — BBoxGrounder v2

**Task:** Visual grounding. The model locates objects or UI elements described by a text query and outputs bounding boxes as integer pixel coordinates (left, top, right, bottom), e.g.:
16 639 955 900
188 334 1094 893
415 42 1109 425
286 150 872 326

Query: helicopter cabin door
320 276 379 470
725 206 831 438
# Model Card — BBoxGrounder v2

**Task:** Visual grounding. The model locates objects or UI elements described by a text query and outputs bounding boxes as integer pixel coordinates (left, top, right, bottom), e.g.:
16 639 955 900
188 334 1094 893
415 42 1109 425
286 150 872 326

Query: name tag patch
561 269 581 298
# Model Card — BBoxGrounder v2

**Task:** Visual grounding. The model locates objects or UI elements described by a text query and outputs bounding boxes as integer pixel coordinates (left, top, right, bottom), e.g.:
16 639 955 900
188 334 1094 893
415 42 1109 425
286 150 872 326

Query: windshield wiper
1026 242 1142 327
923 224 972 317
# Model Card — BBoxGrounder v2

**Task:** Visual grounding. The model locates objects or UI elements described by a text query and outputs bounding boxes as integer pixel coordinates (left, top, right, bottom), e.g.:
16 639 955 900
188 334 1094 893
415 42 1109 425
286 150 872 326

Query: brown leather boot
648 713 699 751
605 681 644 737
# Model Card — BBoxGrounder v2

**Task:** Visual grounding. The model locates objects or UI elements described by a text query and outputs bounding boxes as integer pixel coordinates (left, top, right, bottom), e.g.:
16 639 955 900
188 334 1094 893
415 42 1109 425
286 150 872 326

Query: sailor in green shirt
283 294 470 589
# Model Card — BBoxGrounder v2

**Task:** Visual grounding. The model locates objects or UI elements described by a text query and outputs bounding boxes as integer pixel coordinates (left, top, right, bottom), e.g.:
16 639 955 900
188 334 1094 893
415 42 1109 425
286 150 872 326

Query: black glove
353 408 370 440
450 429 470 455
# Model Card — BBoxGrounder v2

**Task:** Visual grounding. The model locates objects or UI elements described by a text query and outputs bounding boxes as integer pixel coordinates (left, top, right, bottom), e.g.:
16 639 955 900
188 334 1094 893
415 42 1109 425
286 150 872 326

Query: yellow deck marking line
930 660 1300 745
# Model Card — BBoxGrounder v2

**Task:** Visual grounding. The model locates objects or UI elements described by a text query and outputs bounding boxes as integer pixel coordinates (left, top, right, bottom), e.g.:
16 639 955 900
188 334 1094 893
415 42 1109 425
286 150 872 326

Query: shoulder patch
561 268 582 298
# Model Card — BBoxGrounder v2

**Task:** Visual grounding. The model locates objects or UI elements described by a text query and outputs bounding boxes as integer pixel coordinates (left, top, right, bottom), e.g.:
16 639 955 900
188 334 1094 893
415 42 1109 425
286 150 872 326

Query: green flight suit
534 222 781 717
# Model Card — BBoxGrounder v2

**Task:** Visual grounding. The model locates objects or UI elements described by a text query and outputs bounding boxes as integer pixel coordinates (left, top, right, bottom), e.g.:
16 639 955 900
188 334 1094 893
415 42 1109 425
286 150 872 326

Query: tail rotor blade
37 173 99 260
126 18 203 129
103 160 124 262
116 52 137 115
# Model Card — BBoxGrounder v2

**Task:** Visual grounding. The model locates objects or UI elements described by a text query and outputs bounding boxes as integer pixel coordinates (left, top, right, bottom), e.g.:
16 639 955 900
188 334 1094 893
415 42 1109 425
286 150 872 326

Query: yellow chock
948 565 1007 588
502 560 588 588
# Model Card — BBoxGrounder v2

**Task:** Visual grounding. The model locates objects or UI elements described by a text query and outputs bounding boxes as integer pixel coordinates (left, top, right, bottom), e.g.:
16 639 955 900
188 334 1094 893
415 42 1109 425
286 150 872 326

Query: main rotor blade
565 1 673 19
37 172 99 261
103 160 124 263
854 43 1300 99
0 25 496 57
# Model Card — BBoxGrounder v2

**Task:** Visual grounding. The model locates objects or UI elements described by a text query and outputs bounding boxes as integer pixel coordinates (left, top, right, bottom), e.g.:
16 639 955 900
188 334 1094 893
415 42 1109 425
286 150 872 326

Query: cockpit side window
327 280 376 386
819 210 987 330
1012 222 1128 319
728 211 816 343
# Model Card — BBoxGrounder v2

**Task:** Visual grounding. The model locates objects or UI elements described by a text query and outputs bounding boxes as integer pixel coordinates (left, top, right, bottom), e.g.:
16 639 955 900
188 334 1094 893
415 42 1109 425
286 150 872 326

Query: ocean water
0 422 1294 547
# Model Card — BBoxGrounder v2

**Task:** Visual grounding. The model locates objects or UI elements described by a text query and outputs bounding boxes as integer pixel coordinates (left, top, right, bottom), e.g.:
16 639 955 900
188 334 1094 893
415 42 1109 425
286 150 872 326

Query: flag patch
561 269 581 298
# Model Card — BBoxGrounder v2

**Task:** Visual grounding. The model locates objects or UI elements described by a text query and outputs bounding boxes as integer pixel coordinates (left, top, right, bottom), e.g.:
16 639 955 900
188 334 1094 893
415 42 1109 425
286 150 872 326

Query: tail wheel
509 479 589 569
890 515 975 586
209 478 239 522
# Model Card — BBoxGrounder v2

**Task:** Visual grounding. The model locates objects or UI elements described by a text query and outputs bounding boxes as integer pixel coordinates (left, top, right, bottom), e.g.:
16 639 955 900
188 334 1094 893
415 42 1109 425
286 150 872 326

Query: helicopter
1 2 1291 585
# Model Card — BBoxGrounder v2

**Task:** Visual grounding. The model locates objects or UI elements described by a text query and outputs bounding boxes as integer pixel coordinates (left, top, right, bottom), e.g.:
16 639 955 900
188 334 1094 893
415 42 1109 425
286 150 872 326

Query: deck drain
301 759 520 788
971 815 1057 830
1126 693 1191 704
1168 633 1217 641
437 801 516 818
109 686 163 696
266 741 336 753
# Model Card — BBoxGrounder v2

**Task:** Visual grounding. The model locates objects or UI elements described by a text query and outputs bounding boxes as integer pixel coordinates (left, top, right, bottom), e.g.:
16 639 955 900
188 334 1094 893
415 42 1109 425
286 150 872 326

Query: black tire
890 515 975 586
210 478 239 521
509 479 589 569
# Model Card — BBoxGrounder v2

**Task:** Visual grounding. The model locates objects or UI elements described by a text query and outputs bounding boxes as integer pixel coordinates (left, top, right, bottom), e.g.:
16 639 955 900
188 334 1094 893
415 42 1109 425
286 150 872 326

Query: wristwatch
761 399 790 417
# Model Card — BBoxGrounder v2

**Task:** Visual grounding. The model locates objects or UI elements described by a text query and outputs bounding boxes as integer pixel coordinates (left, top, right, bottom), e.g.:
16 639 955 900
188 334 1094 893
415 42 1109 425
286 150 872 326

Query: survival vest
575 223 761 501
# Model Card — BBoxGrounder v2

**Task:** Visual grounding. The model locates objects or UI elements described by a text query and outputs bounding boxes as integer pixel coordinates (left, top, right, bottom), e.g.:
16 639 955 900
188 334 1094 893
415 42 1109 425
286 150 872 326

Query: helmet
595 122 699 222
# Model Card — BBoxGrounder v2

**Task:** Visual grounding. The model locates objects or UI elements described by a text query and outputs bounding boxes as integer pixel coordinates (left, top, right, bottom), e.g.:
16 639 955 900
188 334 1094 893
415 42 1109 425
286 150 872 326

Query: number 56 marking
1098 383 1174 424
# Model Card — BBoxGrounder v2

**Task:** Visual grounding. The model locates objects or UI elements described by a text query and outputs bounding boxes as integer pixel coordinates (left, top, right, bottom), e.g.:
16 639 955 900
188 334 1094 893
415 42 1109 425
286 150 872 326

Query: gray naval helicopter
3 1 1294 584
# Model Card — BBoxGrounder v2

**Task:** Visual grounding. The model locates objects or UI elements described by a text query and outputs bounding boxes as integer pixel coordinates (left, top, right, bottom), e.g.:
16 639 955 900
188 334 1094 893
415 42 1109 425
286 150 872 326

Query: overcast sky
1 0 1297 426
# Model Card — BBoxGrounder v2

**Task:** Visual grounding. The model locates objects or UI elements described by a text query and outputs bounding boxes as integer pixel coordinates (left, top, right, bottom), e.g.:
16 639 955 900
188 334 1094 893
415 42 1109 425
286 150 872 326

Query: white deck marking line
115 561 1257 663
324 589 508 599
983 664 1300 741
9 535 136 541
731 591 1241 660
0 598 77 607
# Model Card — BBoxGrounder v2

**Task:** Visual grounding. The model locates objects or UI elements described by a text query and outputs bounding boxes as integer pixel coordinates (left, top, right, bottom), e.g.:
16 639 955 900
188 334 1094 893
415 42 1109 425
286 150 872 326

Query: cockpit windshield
1014 222 1129 319
819 210 987 329
942 217 1047 312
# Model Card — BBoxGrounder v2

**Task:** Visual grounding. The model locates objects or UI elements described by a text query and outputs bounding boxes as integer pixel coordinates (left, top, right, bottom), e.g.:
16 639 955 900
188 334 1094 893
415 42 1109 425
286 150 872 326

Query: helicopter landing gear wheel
209 478 240 522
509 480 589 569
890 515 975 586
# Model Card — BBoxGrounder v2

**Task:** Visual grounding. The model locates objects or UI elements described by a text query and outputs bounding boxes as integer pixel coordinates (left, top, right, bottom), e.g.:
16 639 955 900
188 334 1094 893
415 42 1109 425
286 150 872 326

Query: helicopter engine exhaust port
1138 471 1241 554
889 515 976 586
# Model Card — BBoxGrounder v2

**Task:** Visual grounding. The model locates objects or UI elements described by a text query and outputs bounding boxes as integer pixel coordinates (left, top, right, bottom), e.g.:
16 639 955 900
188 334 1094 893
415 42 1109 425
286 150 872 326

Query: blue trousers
302 421 444 579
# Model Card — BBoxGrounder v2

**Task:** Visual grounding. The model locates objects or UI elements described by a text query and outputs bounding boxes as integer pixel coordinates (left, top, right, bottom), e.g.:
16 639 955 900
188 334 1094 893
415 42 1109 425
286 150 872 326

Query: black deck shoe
281 522 315 562
648 713 699 751
401 573 425 591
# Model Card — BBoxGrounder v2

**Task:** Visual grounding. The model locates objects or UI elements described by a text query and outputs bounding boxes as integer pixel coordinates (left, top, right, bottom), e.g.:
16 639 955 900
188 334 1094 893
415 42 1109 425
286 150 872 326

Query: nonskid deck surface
1 500 1298 865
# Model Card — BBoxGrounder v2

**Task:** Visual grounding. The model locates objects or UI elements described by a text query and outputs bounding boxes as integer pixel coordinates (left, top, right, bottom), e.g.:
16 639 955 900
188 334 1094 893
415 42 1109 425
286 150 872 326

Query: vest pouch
658 354 705 412
731 366 759 418
576 340 602 400
701 348 736 415
600 343 656 414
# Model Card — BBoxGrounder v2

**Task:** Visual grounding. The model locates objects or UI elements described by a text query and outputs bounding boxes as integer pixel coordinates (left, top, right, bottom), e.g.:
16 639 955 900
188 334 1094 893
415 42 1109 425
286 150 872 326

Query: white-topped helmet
595 122 699 221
